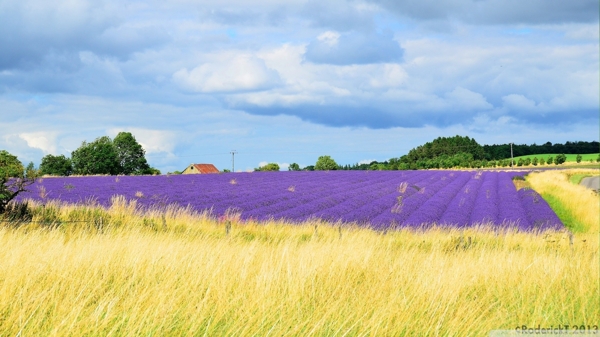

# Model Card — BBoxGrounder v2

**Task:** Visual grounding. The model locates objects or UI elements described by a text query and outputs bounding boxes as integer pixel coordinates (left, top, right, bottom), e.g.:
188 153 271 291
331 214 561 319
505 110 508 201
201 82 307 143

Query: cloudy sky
1 0 598 172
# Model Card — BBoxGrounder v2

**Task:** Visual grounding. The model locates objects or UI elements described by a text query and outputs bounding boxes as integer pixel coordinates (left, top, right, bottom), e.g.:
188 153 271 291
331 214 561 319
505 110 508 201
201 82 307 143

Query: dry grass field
0 169 598 336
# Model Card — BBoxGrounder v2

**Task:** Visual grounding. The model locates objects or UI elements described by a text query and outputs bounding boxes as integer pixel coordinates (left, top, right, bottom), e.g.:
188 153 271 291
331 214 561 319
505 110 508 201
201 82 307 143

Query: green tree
547 156 553 165
555 154 566 165
597 154 600 163
517 158 524 167
255 163 280 171
315 156 339 170
71 136 120 175
0 150 37 214
539 157 545 165
576 154 582 163
113 132 151 175
40 154 73 176
288 163 301 171
532 157 538 166
523 158 531 166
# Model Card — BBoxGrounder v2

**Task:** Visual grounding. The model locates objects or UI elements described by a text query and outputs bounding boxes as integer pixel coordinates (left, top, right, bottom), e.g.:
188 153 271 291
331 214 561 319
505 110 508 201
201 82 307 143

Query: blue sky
1 0 598 173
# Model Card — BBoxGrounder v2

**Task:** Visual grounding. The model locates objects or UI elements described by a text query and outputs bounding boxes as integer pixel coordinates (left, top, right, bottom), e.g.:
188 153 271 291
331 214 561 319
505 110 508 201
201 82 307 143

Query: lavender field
20 170 563 231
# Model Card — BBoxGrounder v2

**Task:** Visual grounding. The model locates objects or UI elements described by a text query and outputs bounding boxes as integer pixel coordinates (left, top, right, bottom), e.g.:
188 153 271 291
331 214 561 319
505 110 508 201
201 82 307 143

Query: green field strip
512 153 599 162
540 193 587 233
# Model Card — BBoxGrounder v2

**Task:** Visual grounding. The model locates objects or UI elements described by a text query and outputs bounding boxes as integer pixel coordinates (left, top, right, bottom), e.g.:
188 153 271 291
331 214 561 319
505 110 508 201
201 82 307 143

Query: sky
1 0 598 173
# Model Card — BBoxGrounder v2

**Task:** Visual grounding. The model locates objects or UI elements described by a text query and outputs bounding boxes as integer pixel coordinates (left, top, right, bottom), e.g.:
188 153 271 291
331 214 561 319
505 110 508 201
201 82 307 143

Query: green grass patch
540 193 587 233
513 153 599 163
568 174 591 185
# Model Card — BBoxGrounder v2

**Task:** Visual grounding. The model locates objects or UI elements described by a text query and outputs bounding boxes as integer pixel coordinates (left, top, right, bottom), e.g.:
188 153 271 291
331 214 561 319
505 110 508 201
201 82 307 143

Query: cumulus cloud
173 55 281 93
106 128 177 155
18 131 58 154
304 30 403 65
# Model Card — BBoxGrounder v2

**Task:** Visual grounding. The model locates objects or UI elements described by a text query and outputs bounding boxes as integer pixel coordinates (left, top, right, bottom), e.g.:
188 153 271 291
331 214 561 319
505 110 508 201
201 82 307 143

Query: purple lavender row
517 188 563 231
350 171 458 227
395 171 472 227
231 171 395 219
496 172 530 229
255 171 421 222
468 172 498 225
289 170 431 224
437 172 486 227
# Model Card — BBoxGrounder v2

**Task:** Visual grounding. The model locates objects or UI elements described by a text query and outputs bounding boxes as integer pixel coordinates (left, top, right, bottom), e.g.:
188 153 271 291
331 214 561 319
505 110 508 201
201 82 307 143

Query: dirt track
581 176 599 192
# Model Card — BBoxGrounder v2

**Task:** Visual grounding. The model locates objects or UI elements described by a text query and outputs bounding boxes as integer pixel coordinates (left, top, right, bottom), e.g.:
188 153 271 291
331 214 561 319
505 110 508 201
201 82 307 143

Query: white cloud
172 54 281 93
502 94 538 111
316 31 340 46
107 128 177 155
444 87 493 111
18 131 58 154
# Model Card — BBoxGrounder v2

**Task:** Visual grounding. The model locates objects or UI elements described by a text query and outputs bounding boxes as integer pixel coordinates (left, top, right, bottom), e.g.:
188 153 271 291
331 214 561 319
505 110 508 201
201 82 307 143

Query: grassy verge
569 173 591 185
0 198 597 336
526 169 600 233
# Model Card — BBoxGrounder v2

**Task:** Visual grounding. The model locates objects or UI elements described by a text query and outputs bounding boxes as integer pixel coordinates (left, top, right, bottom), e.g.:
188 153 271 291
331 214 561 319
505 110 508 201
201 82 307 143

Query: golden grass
0 197 598 336
526 169 600 233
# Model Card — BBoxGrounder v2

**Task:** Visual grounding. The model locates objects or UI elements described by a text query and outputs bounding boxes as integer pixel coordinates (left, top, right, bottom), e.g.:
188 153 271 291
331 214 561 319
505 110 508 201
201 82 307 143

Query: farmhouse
182 163 220 174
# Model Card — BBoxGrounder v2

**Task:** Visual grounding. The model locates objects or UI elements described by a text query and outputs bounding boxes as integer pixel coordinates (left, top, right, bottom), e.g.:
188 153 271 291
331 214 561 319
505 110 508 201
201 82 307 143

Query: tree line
277 136 599 171
39 132 160 176
483 141 599 160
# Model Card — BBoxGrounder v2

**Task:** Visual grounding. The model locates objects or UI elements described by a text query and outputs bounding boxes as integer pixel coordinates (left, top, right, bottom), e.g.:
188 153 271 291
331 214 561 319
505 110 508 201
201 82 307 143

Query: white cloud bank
173 54 281 93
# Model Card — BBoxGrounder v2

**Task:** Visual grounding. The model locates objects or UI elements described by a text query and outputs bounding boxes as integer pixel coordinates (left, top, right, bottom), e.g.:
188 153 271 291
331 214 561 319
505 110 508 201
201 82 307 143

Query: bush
315 156 339 170
1 201 33 225
255 163 280 172
40 154 73 176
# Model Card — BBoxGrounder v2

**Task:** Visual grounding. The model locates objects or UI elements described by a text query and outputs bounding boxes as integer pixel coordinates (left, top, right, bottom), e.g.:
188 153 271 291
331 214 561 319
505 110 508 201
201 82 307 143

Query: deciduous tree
71 136 120 175
113 132 151 175
315 156 339 170
0 150 37 214
40 154 73 176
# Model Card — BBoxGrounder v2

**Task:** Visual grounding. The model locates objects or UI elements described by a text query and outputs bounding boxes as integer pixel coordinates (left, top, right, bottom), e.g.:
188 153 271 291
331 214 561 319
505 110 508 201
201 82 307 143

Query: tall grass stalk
0 198 597 336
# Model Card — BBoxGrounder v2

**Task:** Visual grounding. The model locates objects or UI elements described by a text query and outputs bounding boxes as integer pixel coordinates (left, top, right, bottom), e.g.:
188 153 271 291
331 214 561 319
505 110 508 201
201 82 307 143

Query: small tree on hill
555 154 566 165
40 154 73 176
315 156 339 170
547 156 553 165
576 154 582 163
288 163 301 171
532 157 538 166
539 157 545 165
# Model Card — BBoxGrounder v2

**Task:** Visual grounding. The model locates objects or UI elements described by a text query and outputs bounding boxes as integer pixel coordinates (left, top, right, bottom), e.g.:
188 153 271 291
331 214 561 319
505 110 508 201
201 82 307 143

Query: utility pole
510 143 514 167
230 150 238 172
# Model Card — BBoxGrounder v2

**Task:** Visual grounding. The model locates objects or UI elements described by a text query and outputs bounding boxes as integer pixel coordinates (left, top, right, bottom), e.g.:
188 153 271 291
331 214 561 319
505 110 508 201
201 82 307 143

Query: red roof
190 164 220 174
